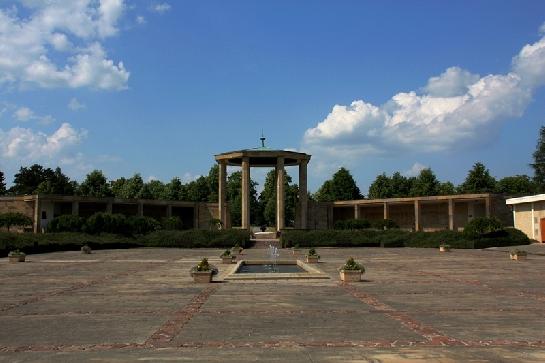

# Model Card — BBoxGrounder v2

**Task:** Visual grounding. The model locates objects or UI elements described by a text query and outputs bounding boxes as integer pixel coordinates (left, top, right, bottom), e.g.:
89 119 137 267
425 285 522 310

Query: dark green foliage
367 173 391 199
126 216 161 235
281 227 529 249
226 171 260 226
437 181 456 195
35 167 76 195
47 215 85 232
334 219 371 230
139 229 250 248
161 216 183 230
0 170 5 195
341 257 364 271
458 162 496 193
463 217 504 239
258 170 298 227
495 175 536 195
531 126 545 192
0 212 33 231
315 167 362 202
371 219 399 230
10 164 74 195
78 170 112 197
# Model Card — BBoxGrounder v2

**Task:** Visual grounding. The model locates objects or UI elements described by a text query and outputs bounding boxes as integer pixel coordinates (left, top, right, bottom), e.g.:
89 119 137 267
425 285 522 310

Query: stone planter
510 253 527 261
221 256 235 264
439 246 451 252
306 255 319 264
339 270 363 282
81 245 92 254
9 255 25 263
192 271 213 283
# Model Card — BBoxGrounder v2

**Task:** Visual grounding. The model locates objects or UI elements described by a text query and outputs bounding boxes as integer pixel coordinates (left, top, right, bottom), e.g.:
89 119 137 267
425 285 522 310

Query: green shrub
161 216 183 230
463 217 504 239
339 257 365 272
48 215 85 233
139 229 250 248
126 216 161 235
371 219 399 230
334 219 371 230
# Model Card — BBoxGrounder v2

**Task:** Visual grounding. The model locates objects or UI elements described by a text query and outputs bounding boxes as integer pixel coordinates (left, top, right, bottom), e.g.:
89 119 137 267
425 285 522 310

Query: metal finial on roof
260 131 266 148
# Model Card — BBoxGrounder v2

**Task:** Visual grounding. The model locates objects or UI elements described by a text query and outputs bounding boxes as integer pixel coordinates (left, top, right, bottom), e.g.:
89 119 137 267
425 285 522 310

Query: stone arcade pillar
218 160 227 228
298 160 308 229
383 202 389 220
276 157 285 231
448 199 455 231
72 201 79 216
414 200 421 232
241 157 250 229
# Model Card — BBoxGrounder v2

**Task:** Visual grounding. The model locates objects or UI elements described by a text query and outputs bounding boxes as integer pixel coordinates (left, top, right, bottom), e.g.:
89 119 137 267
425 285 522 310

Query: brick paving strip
145 285 219 348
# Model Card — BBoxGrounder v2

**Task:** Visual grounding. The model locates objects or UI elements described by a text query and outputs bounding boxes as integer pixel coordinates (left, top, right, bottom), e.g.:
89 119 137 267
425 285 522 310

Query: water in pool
237 264 306 273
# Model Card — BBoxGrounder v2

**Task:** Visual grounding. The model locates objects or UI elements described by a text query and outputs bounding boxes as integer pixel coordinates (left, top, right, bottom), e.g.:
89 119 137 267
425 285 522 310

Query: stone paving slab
0 246 544 361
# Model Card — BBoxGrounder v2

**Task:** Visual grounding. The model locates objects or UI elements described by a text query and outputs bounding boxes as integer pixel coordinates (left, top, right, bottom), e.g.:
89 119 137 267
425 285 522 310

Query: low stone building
506 194 545 242
308 193 512 231
0 195 221 233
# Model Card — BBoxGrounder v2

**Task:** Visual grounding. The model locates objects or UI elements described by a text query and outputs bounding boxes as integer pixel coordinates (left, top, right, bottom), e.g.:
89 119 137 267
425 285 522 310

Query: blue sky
1 1 545 193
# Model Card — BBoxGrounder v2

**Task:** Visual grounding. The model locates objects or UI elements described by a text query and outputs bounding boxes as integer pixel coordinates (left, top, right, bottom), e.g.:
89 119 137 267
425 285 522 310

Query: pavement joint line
3 339 545 353
145 285 219 347
0 263 169 313
415 270 545 302
340 283 462 346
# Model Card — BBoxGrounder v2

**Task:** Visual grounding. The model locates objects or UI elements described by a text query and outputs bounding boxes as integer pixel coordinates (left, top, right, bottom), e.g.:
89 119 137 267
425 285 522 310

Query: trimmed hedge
0 229 251 256
281 227 530 249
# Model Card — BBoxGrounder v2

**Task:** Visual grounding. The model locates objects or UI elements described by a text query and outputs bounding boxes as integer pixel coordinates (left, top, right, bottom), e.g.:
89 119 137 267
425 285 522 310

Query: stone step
253 231 277 240
250 239 281 249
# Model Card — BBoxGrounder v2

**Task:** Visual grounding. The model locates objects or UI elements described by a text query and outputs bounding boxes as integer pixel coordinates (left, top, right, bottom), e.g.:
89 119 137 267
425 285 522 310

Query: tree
78 170 112 197
410 168 439 197
315 167 362 202
186 176 211 202
0 170 5 195
164 177 185 200
368 173 392 199
495 175 536 195
458 162 496 193
437 181 456 195
258 169 299 227
207 165 219 202
10 164 54 195
0 212 33 231
532 126 545 191
390 172 413 197
226 171 259 226
35 167 76 195
118 174 144 199
142 180 167 200
111 177 127 197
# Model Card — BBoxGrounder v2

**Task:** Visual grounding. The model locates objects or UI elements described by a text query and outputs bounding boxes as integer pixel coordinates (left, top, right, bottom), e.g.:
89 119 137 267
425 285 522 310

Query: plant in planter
338 257 365 282
292 243 301 255
231 243 243 256
220 249 235 264
306 248 320 263
509 249 527 261
8 250 26 263
81 245 92 254
190 258 218 283
439 243 451 252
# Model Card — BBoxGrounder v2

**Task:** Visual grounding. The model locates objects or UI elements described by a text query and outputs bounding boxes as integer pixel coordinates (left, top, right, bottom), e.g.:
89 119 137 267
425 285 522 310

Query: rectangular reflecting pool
236 263 305 274
224 260 330 280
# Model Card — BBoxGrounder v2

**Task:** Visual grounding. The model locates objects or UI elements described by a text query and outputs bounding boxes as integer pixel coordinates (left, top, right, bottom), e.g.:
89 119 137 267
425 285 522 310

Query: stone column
72 200 79 216
383 202 389 220
276 157 285 231
33 196 41 233
448 199 454 231
137 202 144 217
298 160 308 229
414 200 421 232
354 204 360 219
485 196 491 218
218 161 227 228
166 205 172 218
241 157 250 229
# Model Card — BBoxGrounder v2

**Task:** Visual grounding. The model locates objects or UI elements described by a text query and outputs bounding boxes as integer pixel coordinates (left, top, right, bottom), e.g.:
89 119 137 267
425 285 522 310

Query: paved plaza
1 246 545 362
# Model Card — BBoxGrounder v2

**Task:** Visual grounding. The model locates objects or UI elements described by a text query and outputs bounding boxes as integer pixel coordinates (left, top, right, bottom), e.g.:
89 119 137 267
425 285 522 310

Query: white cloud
0 1 130 90
14 107 34 121
68 97 85 111
0 122 86 160
404 162 427 177
136 15 146 25
303 29 545 171
151 3 171 14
